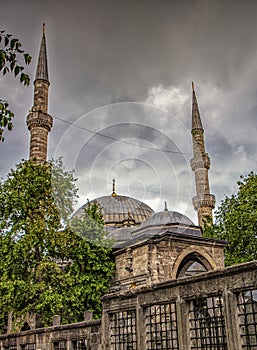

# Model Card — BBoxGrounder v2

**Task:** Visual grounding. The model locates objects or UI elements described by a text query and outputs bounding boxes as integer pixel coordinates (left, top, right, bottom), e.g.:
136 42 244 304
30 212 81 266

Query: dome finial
164 201 168 211
112 178 117 197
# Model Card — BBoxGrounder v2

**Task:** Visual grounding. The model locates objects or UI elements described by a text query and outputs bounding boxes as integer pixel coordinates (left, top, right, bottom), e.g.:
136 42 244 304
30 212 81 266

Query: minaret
27 24 53 160
190 82 215 227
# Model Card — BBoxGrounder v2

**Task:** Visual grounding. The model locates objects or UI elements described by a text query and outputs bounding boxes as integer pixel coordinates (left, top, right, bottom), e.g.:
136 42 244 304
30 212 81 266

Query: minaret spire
192 82 203 130
35 23 49 82
26 24 53 160
190 83 215 227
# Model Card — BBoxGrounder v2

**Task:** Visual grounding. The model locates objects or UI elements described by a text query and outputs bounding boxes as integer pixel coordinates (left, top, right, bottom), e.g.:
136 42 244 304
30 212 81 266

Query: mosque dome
108 209 200 248
75 194 154 230
138 210 194 230
129 209 201 240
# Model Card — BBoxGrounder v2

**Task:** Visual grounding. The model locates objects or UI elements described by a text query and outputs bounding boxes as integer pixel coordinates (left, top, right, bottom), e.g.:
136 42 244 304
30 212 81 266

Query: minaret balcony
27 111 53 132
190 154 210 171
192 194 216 210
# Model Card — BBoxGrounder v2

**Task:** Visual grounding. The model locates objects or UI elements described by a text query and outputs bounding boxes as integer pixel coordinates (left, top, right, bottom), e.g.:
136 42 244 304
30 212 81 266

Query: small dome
139 210 194 229
105 210 200 248
75 195 154 227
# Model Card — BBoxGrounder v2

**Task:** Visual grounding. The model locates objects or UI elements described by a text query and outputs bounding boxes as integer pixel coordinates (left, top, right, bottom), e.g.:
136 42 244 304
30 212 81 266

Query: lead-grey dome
138 210 194 229
108 210 200 248
75 195 154 228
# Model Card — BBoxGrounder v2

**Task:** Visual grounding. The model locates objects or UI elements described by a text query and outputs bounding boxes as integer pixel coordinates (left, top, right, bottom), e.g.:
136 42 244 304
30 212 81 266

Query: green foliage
0 30 31 141
0 159 114 329
203 172 257 266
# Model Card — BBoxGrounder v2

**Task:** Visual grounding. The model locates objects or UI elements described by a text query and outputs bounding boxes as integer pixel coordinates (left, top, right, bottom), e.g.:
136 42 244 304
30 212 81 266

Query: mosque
27 25 221 278
1 25 256 350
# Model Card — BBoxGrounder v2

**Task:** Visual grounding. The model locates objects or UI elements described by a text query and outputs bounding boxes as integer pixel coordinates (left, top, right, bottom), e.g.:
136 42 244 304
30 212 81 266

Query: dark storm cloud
1 0 257 222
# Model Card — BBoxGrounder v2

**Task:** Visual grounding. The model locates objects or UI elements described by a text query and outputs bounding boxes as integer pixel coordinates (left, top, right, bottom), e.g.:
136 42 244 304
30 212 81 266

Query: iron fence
145 302 179 349
189 295 227 349
110 309 137 350
237 289 257 349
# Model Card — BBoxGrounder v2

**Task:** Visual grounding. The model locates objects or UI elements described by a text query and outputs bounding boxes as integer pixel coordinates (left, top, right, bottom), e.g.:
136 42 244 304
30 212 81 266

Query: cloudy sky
0 0 257 223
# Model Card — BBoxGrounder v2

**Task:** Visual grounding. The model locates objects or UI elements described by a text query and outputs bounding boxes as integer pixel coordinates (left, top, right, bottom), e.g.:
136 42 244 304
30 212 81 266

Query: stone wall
0 318 101 350
102 260 257 349
0 261 256 350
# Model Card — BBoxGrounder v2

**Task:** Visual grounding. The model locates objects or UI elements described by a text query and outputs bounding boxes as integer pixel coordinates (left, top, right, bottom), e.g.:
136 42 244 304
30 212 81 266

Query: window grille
53 340 66 350
72 339 87 350
20 345 35 350
237 289 257 349
145 302 179 349
110 309 137 349
189 295 227 349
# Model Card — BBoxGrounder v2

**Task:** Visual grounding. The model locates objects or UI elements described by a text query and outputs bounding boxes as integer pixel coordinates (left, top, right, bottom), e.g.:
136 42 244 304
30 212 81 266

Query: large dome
75 194 154 229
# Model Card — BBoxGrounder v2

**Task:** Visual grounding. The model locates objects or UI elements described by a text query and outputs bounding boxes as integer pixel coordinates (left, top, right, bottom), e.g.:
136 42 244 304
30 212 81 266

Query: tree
0 159 114 329
203 172 257 266
0 30 31 141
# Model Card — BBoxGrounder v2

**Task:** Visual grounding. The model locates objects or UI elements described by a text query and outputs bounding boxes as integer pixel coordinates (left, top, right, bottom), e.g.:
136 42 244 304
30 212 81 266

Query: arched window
176 252 212 278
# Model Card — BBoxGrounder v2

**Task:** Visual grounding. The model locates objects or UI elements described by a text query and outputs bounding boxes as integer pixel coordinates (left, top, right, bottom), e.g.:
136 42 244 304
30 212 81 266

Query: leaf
24 53 32 65
14 65 20 77
20 73 30 86
3 66 8 75
10 38 18 50
7 122 13 131
15 42 21 51
0 50 6 69
4 36 9 47
10 61 15 72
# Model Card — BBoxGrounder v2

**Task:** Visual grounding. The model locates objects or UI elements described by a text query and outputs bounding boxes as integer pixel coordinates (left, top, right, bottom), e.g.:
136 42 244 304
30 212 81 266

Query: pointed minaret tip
43 23 46 34
191 82 203 131
35 23 49 82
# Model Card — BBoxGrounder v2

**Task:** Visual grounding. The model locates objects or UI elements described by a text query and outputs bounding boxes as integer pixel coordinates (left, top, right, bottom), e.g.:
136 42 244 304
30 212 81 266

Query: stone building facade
113 232 226 288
